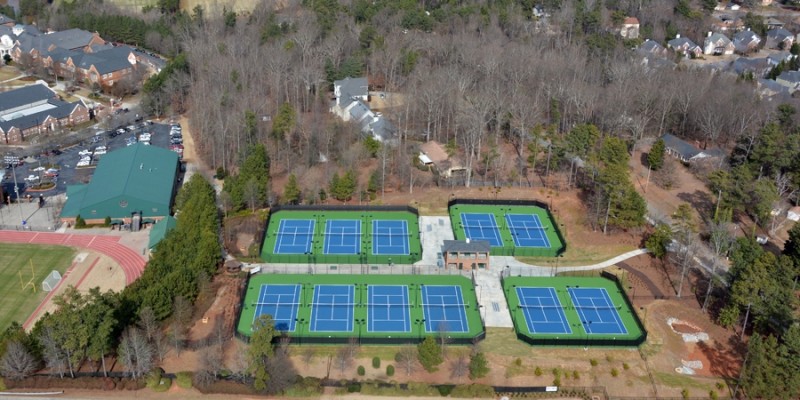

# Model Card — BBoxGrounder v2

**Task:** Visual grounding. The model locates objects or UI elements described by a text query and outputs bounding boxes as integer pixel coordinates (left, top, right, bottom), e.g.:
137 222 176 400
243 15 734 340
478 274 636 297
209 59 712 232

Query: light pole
10 160 23 226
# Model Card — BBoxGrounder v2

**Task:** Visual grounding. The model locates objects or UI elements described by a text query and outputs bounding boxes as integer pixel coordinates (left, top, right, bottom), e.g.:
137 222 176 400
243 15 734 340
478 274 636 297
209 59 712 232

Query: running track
0 231 146 285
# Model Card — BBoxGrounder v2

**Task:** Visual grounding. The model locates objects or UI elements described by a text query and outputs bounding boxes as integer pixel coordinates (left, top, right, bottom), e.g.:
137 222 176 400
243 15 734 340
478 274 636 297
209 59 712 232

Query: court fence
261 204 422 265
251 263 474 278
447 198 567 258
499 269 648 348
234 267 487 346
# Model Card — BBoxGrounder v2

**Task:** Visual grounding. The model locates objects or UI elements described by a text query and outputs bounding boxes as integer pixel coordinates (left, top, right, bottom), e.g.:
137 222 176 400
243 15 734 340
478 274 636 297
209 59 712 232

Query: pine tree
417 336 443 372
283 174 301 205
648 139 665 171
468 352 489 379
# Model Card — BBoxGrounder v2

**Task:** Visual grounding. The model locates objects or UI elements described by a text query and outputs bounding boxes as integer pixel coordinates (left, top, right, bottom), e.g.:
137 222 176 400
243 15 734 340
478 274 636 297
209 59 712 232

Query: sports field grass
0 243 75 331
449 203 565 257
237 274 484 344
502 276 645 346
261 210 422 265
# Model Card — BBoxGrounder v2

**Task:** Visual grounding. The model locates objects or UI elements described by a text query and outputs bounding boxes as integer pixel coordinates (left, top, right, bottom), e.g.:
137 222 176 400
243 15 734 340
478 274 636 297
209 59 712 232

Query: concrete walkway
477 249 649 328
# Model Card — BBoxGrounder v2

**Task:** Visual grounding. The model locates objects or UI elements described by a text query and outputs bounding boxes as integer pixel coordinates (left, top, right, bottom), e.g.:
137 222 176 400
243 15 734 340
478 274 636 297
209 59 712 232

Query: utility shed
61 143 179 224
148 215 177 250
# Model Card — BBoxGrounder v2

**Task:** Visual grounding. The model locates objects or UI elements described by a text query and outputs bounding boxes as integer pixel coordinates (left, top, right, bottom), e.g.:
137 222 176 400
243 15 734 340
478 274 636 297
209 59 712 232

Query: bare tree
138 306 159 342
395 344 418 376
38 326 67 379
301 347 316 368
0 342 38 380
449 354 468 381
195 341 223 387
118 326 155 379
334 338 359 374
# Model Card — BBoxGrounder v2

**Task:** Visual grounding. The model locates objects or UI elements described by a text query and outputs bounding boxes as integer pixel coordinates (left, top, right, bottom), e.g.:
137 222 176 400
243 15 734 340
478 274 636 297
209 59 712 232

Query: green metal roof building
148 215 177 249
61 143 179 223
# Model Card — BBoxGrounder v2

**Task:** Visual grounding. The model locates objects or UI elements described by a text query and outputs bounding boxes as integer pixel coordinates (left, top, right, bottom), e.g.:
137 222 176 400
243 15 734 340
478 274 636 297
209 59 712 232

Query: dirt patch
186 273 245 346
670 321 703 335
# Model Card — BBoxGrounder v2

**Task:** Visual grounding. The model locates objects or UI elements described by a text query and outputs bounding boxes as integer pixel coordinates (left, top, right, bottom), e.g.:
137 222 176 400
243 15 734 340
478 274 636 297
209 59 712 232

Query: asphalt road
2 121 181 201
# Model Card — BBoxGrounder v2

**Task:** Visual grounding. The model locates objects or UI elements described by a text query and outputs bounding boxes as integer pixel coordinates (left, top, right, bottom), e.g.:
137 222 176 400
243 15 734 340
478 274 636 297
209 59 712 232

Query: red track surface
0 231 146 285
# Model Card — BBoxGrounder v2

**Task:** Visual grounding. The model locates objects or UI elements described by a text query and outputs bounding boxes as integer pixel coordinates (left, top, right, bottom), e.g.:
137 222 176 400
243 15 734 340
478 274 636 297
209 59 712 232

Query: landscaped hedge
3 376 144 391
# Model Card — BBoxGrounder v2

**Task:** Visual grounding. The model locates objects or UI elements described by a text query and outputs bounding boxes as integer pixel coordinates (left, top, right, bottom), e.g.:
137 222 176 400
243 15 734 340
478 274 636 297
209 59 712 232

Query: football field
0 243 75 331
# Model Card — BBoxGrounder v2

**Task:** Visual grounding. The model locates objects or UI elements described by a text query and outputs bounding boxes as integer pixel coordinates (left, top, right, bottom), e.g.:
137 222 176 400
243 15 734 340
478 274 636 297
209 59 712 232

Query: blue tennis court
568 287 628 335
372 220 410 255
506 214 551 248
253 284 301 331
515 287 571 334
421 285 469 333
273 220 315 254
310 285 355 332
367 285 411 332
324 220 361 255
460 213 502 246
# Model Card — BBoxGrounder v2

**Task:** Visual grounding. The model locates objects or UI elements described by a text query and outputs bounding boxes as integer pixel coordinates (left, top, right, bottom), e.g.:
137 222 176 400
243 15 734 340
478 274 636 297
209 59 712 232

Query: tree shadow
696 338 743 380
676 190 715 218
639 152 649 168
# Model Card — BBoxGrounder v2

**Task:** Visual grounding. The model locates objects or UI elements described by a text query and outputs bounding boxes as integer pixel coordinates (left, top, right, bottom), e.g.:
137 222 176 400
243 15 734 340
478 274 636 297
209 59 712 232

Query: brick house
442 240 491 270
0 83 89 144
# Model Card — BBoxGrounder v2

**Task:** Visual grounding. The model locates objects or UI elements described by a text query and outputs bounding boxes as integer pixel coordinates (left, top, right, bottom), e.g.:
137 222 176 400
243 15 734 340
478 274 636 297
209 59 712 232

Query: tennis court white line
422 285 468 332
506 214 551 248
460 213 502 246
568 288 627 335
324 220 361 255
372 220 410 255
515 287 570 334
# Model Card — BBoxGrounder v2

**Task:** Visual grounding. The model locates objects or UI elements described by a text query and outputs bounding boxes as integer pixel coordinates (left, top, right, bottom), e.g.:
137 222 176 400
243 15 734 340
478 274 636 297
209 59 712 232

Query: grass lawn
517 242 637 267
0 66 22 82
0 243 75 331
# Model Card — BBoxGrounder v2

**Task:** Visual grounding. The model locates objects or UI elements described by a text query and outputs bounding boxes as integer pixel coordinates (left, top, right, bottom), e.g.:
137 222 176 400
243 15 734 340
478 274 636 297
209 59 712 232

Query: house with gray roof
703 32 734 55
733 30 761 54
0 14 14 27
732 57 771 78
13 28 104 62
776 70 800 92
660 133 725 164
766 29 794 50
331 76 398 143
638 39 668 57
0 83 89 144
442 240 491 270
667 35 702 58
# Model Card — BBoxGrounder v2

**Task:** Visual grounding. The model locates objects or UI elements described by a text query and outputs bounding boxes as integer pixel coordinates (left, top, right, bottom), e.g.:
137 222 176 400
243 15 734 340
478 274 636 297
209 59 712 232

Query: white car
139 133 151 141
25 175 39 182
94 149 107 155
33 166 45 171
78 149 91 156
76 160 91 167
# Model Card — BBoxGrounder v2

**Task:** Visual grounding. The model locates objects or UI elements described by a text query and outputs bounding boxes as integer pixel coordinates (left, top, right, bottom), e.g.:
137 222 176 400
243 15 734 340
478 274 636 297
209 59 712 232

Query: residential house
733 57 771 78
620 17 639 39
667 35 702 58
767 51 795 66
766 18 784 30
733 29 761 54
419 140 467 181
638 39 668 57
331 76 397 143
776 70 800 92
704 32 735 55
757 78 792 100
0 83 89 144
712 15 744 32
442 240 491 270
660 133 726 164
0 14 14 27
766 29 794 50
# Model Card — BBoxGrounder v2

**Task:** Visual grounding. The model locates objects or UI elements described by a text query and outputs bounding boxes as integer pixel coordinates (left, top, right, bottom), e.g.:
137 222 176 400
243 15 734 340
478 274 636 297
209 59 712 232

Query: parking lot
2 121 183 202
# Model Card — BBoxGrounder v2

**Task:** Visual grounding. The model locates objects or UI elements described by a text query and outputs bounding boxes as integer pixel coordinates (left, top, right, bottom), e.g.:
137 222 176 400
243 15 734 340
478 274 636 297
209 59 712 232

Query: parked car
78 149 92 157
25 175 39 182
32 166 45 172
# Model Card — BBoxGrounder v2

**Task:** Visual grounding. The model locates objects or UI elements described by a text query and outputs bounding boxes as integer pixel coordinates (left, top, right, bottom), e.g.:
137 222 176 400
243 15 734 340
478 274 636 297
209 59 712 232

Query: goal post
42 270 63 292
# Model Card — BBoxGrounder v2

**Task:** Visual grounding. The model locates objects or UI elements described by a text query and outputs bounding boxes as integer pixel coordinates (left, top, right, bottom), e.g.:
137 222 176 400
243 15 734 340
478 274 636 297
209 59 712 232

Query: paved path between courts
477 249 649 328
